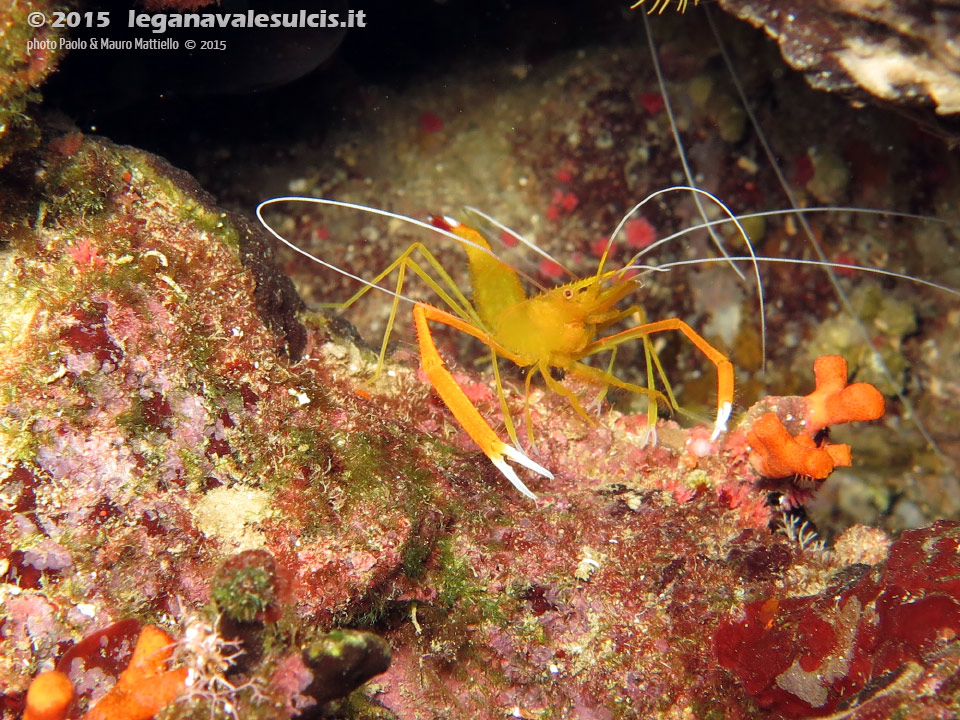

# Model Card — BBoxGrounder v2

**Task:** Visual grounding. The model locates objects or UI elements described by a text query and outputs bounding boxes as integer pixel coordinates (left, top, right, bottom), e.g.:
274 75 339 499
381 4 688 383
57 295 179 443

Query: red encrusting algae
716 521 960 717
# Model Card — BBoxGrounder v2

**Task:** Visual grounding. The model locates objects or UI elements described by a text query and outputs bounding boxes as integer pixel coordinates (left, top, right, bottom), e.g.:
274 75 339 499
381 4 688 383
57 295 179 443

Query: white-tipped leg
502 444 554 480
489 444 554 500
640 406 659 448
711 401 732 442
490 458 538 500
640 425 658 449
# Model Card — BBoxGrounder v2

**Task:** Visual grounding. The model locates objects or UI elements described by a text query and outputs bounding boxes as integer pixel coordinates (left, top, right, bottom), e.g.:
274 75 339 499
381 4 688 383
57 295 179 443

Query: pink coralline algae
716 521 960 717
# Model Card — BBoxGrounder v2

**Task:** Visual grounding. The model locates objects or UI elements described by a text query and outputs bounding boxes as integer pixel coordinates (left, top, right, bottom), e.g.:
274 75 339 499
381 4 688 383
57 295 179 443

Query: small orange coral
23 670 74 720
804 355 885 434
81 625 187 720
748 413 851 480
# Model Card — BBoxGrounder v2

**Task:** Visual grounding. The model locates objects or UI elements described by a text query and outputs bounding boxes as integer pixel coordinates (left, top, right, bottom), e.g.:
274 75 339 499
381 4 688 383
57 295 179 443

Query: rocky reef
0 0 64 168
3 2 960 719
640 0 960 126
0 130 957 718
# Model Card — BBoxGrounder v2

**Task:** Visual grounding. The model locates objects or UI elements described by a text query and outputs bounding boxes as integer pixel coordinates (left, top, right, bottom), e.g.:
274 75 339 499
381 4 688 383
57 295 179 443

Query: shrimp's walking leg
640 338 661 446
568 362 669 411
591 304 677 442
523 366 539 448
586 319 734 440
588 347 618 411
413 303 552 499
325 242 483 380
490 350 522 451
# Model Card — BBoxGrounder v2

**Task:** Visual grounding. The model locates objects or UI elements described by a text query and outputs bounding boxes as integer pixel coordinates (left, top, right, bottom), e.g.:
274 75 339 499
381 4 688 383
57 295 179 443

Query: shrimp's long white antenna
607 185 766 365
640 256 960 298
631 206 950 264
256 196 542 300
257 197 415 305
703 3 951 464
641 10 746 283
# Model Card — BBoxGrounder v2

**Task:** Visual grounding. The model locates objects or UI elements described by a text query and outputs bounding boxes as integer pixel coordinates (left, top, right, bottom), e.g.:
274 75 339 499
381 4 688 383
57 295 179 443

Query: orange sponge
24 625 185 720
748 413 851 480
81 625 186 720
804 355 885 434
23 670 74 720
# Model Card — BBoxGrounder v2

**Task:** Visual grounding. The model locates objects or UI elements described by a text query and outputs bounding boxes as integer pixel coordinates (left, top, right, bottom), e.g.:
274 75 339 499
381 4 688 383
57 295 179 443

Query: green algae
0 252 41 357
401 534 433 579
40 142 124 219
212 555 277 623
434 535 505 625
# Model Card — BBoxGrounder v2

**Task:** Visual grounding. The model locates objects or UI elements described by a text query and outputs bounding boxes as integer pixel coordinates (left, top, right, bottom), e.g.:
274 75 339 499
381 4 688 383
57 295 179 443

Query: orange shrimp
257 191 960 500
256 189 757 499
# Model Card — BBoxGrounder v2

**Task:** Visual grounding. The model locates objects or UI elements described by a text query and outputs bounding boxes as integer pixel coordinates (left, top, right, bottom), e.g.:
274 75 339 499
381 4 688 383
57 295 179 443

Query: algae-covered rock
716 0 960 124
0 0 65 168
0 134 450 716
302 629 392 705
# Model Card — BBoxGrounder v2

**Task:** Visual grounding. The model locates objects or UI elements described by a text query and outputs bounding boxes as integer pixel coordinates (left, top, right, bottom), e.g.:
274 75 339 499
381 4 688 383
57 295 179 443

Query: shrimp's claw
492 444 553 500
414 302 550 500
711 401 732 442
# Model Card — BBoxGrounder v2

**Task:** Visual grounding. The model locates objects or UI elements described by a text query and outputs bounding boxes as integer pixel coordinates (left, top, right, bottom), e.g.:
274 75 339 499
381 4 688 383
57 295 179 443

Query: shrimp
258 189 759 498
257 191 959 502
254 6 960 508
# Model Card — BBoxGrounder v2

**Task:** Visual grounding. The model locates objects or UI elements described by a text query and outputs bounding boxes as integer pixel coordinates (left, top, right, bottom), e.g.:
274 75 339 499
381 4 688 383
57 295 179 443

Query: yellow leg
641 337 660 445
540 361 592 422
568 362 668 410
490 350 522 451
587 303 679 445
585 318 734 440
413 303 552 499
523 365 538 447
324 242 484 380
590 347 618 409
631 0 694 13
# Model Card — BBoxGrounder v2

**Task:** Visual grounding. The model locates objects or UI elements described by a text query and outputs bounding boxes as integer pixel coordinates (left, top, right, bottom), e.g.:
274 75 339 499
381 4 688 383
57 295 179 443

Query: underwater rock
717 0 960 121
0 132 449 715
302 629 392 705
212 549 279 624
0 0 64 168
